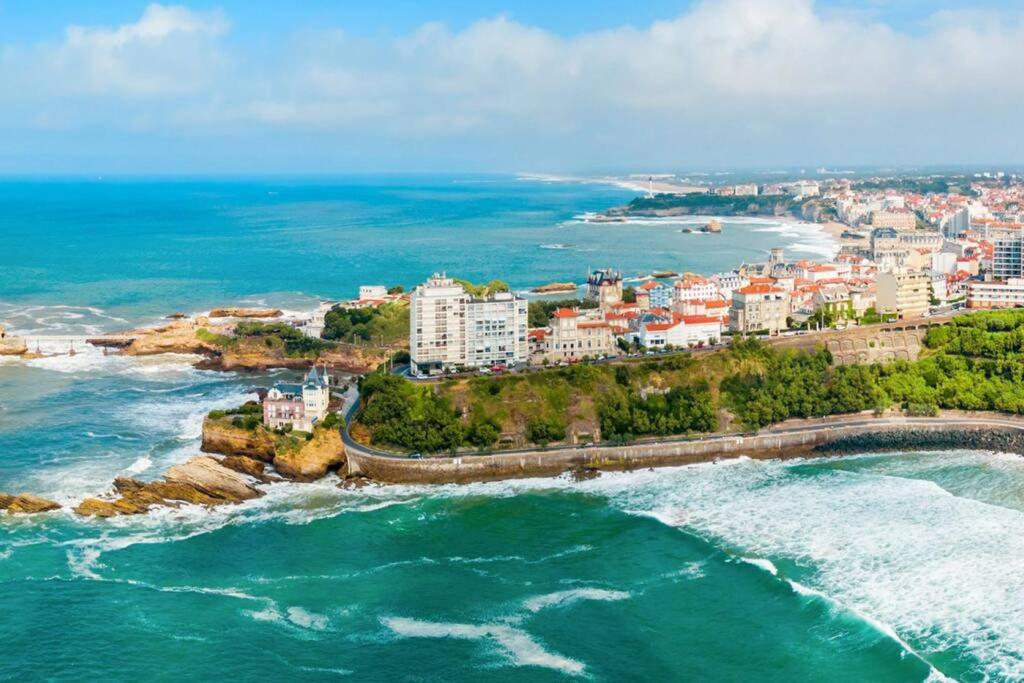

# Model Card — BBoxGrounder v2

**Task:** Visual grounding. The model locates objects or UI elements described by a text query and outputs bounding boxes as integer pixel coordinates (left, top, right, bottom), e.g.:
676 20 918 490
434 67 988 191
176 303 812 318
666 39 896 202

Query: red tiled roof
552 307 577 319
680 315 721 325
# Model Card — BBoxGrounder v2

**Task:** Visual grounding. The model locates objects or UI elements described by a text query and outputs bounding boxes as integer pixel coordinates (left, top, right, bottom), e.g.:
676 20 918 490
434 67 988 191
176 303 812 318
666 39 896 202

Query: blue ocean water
1 177 1021 681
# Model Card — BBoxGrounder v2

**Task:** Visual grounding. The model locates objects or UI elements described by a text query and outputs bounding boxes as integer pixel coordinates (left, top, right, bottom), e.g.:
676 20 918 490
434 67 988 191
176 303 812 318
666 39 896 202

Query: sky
0 0 1022 175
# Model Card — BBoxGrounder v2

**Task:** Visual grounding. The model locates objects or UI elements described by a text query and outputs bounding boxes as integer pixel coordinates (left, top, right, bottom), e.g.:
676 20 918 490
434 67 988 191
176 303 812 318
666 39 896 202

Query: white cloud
1 0 1024 170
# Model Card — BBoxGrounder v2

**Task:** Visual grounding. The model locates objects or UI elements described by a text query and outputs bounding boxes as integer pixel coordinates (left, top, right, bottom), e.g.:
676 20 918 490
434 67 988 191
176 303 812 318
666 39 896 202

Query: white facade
410 273 527 375
674 277 718 303
968 279 1024 309
359 285 388 300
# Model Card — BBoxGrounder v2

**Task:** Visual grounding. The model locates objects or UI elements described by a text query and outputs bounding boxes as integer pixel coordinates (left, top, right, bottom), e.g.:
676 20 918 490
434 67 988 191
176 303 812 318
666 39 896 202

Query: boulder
164 457 263 502
0 492 61 514
74 456 263 518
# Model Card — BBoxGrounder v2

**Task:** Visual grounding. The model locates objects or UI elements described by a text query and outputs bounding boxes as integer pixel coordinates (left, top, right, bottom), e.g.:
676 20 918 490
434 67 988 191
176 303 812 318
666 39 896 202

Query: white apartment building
711 272 747 300
968 279 1024 309
991 229 1024 280
674 276 718 303
876 270 930 319
410 273 527 375
359 285 388 300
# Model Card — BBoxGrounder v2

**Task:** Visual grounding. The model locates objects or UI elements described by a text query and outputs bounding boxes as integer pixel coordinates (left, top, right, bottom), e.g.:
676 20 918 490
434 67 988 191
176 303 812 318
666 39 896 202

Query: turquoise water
2 177 1021 681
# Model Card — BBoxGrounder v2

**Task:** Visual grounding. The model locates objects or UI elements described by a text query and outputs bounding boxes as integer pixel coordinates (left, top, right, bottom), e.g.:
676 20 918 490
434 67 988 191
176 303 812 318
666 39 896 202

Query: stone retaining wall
345 417 1024 484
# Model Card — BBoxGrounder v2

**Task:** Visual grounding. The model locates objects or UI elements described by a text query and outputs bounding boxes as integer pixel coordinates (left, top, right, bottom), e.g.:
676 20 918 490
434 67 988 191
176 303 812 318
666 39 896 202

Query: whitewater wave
522 587 630 613
382 616 585 676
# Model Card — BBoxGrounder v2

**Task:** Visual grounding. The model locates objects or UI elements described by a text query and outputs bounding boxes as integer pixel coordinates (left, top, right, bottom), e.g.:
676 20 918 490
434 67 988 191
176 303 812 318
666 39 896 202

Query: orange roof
703 299 728 309
680 315 721 325
552 308 577 319
578 321 610 329
737 284 782 295
638 281 662 291
645 322 677 332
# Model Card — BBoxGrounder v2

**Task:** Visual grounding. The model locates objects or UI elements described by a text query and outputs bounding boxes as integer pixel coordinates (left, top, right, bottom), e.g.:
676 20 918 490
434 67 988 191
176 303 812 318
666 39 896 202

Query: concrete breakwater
344 413 1024 484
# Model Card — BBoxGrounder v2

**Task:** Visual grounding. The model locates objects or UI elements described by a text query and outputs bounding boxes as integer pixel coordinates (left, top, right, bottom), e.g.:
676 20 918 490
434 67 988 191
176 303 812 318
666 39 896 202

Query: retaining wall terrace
345 413 1024 484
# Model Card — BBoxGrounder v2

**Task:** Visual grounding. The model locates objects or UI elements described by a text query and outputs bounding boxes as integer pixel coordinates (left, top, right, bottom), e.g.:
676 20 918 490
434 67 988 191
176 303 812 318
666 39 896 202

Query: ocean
1 176 1019 681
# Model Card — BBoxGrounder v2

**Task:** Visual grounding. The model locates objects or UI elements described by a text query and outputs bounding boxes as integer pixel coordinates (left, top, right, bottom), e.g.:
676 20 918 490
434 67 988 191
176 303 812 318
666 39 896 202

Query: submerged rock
0 492 61 514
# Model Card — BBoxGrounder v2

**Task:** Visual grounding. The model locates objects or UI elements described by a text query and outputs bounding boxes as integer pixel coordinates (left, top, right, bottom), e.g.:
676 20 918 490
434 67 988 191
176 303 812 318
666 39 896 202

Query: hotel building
410 273 528 375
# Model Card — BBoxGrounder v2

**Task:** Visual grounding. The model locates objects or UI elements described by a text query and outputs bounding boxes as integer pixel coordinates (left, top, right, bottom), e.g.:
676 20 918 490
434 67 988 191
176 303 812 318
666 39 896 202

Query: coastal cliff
201 418 345 482
115 315 389 372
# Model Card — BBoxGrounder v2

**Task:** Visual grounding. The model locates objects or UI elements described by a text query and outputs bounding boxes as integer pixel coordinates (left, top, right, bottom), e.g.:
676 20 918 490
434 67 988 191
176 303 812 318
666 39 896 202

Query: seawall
344 413 1024 484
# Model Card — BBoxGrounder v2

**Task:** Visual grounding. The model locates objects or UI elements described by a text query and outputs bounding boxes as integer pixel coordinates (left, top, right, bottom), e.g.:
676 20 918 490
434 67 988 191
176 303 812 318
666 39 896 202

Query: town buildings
876 270 930 319
587 268 623 309
263 367 331 432
730 284 791 334
532 307 616 363
410 273 528 375
967 279 1024 309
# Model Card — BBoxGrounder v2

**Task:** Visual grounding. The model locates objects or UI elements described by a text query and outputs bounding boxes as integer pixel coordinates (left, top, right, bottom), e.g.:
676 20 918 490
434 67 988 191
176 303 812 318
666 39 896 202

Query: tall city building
991 229 1024 280
410 273 527 375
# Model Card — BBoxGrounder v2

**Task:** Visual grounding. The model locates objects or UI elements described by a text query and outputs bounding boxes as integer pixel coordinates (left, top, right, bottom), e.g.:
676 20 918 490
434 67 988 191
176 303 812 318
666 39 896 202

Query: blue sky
0 1 1022 174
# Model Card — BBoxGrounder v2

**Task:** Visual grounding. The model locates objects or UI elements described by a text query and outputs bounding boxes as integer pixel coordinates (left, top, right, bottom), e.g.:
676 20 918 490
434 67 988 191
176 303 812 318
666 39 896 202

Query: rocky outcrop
74 456 263 517
220 455 281 483
273 429 346 482
531 282 578 294
201 419 345 481
0 492 61 514
208 308 282 319
201 418 276 461
120 317 227 356
0 324 27 356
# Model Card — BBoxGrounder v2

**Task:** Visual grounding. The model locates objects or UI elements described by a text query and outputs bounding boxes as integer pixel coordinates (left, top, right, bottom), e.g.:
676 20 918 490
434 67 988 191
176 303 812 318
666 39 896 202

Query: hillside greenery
197 321 337 358
353 310 1024 454
323 302 409 345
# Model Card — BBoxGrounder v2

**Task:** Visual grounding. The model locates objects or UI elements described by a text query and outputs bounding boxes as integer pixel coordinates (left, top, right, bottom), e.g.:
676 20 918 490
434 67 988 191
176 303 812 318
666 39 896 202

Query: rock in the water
164 456 263 502
0 492 61 514
74 456 264 518
208 307 282 319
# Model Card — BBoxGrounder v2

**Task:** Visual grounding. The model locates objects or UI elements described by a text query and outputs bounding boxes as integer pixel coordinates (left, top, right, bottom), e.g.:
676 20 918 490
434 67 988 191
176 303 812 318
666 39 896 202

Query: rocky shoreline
813 427 1024 456
6 414 1024 518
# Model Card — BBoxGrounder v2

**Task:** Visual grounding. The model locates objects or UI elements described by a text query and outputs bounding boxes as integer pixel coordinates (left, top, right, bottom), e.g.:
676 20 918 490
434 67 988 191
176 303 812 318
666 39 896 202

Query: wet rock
74 457 263 518
569 465 602 482
338 474 373 490
0 492 61 514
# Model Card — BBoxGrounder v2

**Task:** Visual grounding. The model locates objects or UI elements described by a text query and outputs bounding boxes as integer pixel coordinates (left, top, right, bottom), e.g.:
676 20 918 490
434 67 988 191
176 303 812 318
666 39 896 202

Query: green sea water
1 177 1021 680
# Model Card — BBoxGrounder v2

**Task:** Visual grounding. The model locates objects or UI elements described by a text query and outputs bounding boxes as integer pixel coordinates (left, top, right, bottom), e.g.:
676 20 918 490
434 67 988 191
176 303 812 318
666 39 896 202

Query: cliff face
201 419 345 481
273 428 345 482
201 418 277 461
